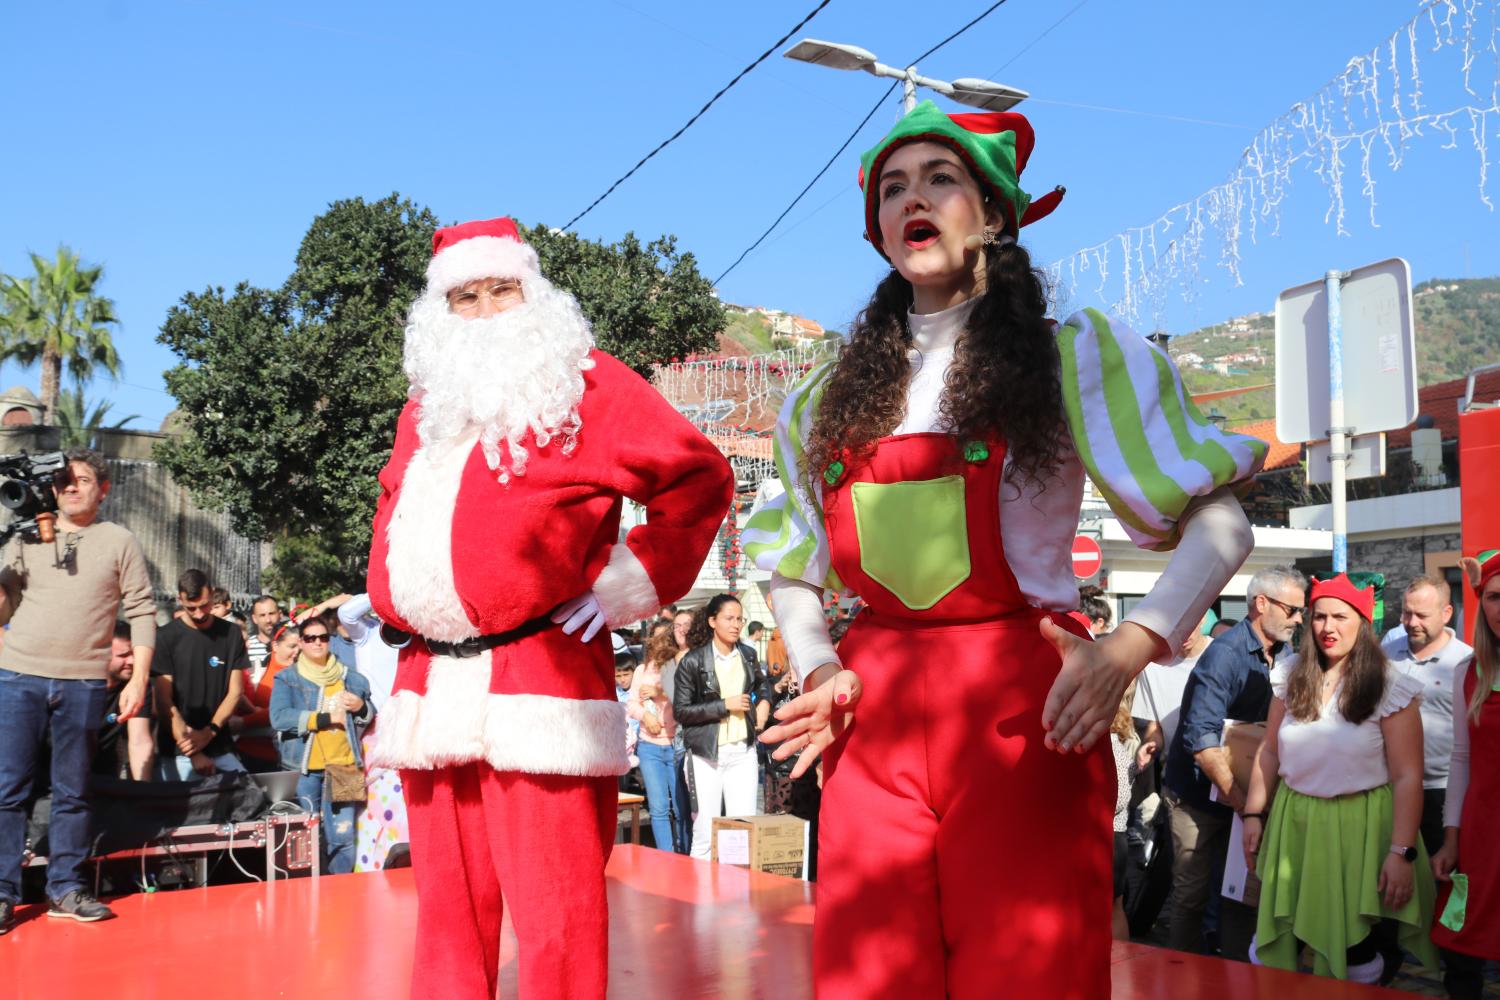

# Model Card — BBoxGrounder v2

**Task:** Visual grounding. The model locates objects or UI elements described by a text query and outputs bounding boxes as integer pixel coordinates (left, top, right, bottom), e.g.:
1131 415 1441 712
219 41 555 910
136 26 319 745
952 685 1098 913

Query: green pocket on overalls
850 475 971 611
1440 872 1469 933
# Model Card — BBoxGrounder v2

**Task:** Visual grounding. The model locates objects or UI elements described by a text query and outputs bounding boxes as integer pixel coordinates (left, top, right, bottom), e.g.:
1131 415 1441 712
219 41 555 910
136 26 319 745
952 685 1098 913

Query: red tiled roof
1274 369 1500 454
1232 419 1302 472
1385 368 1500 449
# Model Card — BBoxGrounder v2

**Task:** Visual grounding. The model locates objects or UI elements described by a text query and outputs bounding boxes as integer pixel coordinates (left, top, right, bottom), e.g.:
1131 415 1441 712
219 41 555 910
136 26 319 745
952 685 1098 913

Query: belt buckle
454 637 483 658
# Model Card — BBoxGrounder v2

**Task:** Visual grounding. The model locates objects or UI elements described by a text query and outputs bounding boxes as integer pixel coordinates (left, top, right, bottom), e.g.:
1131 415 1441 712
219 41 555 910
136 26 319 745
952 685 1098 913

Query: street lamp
784 38 1028 113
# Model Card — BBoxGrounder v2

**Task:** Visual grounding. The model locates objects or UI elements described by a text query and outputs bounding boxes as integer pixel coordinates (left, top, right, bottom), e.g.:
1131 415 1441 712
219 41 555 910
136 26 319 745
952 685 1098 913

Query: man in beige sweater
0 448 156 932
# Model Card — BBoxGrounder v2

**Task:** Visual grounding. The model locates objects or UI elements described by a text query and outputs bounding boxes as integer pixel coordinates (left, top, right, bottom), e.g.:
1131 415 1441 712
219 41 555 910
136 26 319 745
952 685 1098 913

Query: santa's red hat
1308 574 1375 622
426 217 542 297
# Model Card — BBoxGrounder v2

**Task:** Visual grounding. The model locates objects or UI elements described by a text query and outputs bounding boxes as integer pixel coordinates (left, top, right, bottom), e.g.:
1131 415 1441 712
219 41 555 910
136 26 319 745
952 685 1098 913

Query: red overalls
816 433 1113 999
1431 668 1500 961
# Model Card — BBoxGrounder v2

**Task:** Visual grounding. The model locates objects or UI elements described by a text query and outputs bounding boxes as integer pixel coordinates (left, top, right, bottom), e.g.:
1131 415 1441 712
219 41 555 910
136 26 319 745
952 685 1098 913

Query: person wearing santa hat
1430 550 1500 999
365 217 734 1000
1243 573 1438 983
744 100 1267 998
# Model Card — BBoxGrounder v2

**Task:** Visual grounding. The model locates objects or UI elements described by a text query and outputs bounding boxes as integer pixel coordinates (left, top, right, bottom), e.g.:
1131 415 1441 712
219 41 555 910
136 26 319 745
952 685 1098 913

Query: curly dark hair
642 628 680 669
685 594 741 651
804 240 1066 495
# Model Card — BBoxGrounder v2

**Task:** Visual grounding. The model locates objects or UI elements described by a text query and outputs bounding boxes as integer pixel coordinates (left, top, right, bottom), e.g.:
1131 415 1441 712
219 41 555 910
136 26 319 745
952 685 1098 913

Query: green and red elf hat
1461 549 1500 591
857 99 1064 260
1308 573 1376 622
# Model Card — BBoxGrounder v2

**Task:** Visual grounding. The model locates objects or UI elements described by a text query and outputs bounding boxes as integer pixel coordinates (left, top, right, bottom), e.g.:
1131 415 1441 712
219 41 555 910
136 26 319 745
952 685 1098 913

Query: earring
981 227 997 246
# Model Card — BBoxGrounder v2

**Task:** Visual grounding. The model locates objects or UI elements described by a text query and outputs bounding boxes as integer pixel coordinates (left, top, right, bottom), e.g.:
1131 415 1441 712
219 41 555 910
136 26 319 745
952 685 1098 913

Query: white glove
551 592 607 643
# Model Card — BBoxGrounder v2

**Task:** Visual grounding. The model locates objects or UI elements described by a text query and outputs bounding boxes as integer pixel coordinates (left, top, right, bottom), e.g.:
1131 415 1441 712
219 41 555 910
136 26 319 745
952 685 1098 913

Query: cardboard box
1223 720 1267 791
711 815 808 879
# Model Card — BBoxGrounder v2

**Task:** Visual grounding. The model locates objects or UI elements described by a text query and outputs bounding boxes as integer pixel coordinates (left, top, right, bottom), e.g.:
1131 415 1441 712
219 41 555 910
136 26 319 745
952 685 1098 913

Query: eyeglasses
301 634 330 643
447 280 524 315
1263 596 1306 618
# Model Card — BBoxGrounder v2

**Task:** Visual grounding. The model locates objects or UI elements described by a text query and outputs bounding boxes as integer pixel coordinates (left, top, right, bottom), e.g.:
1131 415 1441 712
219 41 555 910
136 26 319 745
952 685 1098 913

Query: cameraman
0 448 155 931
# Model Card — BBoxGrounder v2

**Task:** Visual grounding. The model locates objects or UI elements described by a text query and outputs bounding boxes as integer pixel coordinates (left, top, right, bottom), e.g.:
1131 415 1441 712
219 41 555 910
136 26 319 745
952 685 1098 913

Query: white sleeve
337 593 376 645
1122 487 1253 654
769 572 841 683
1445 658 1473 829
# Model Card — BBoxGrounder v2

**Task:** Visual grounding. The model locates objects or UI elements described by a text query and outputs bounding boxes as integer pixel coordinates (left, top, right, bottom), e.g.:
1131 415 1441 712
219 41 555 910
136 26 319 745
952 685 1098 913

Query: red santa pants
401 763 616 1000
814 613 1114 1000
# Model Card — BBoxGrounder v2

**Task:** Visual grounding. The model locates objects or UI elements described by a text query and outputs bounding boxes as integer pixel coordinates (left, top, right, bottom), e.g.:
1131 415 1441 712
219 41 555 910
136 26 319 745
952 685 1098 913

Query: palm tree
54 385 140 449
0 247 122 424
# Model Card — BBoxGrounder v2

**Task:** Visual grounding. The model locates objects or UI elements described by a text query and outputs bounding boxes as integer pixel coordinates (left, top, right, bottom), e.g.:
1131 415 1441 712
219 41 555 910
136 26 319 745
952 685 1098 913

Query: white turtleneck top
747 300 1262 680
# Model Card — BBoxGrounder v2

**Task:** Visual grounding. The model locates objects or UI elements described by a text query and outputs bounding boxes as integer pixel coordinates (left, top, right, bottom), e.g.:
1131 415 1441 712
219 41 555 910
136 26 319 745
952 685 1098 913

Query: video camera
0 450 68 545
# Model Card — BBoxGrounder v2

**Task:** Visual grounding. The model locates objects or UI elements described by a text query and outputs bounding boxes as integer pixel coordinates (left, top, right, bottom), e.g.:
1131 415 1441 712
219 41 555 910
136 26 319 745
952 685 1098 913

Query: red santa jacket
365 350 733 777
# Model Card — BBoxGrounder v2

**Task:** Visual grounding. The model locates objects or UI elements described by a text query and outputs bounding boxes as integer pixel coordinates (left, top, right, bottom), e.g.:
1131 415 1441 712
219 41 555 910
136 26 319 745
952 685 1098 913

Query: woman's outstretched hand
759 665 862 780
1039 618 1161 753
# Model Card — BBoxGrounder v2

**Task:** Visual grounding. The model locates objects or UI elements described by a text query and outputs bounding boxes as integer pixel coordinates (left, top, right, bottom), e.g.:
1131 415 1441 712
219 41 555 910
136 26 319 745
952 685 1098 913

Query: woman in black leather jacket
673 594 772 859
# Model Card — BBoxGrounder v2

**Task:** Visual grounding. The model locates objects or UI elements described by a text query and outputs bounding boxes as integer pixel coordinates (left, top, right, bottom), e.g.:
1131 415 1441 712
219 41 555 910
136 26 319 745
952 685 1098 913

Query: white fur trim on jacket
426 235 541 296
369 657 629 776
591 544 661 627
384 431 481 643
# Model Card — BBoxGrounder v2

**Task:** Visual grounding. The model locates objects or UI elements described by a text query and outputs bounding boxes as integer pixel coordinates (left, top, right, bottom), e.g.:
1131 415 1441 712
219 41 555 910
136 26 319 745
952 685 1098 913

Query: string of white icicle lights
1045 0 1500 328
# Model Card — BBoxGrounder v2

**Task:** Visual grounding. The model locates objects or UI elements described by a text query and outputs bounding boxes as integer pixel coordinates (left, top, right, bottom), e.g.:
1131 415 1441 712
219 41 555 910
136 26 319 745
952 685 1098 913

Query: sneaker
0 898 13 935
46 890 114 922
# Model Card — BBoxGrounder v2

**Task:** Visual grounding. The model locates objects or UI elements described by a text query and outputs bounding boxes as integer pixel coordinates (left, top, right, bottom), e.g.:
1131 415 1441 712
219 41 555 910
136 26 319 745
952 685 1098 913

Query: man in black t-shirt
95 622 156 780
152 569 249 781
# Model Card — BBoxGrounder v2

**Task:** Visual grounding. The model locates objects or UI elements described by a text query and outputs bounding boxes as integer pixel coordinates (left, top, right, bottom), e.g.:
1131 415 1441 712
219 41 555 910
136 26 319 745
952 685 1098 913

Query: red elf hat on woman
1308 573 1376 622
857 99 1065 260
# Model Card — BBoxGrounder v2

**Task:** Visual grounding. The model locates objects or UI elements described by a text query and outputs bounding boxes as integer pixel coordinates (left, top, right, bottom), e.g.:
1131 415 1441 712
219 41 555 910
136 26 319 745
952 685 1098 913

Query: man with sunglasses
152 568 249 782
1162 565 1307 956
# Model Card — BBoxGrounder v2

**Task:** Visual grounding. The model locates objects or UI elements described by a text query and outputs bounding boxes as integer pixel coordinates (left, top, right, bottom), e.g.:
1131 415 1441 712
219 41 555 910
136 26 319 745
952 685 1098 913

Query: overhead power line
909 0 1013 66
561 0 834 231
714 0 1017 285
713 81 898 286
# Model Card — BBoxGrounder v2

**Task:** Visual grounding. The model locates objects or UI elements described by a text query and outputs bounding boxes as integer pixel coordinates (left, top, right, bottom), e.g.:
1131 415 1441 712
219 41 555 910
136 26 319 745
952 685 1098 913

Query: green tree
158 194 434 597
54 385 140 449
158 195 725 594
518 224 725 372
0 247 123 424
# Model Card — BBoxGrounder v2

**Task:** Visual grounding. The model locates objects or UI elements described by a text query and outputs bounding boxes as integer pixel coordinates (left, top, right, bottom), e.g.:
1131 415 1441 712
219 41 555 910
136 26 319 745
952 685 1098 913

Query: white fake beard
402 278 596 482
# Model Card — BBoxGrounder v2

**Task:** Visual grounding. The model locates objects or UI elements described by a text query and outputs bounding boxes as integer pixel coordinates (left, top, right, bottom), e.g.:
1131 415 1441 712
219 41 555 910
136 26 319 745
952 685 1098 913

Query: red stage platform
0 845 1404 998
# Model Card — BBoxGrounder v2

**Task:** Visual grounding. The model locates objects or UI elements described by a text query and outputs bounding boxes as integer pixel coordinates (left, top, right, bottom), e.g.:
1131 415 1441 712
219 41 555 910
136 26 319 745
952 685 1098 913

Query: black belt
384 612 556 659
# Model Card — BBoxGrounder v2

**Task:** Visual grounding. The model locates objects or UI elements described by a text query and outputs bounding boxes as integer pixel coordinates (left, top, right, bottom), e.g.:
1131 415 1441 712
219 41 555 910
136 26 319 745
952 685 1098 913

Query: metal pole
903 65 917 111
1326 270 1349 573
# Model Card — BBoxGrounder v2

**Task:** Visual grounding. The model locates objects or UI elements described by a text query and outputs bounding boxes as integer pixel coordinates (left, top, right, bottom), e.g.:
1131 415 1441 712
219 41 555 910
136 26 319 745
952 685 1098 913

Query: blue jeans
0 669 111 902
636 741 690 853
297 771 358 874
155 752 246 782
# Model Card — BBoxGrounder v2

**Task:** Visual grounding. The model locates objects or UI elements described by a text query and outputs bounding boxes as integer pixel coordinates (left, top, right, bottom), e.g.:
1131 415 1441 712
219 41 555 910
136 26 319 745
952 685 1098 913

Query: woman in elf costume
747 100 1267 999
1242 573 1437 983
1430 550 1500 999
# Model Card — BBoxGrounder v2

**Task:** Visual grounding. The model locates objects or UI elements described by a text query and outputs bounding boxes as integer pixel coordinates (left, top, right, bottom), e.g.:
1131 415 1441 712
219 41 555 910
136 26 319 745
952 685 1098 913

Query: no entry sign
1072 535 1103 580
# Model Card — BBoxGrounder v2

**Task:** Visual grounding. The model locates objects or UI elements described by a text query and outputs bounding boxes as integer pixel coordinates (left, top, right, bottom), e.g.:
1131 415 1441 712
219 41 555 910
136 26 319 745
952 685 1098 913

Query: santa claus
366 217 733 1000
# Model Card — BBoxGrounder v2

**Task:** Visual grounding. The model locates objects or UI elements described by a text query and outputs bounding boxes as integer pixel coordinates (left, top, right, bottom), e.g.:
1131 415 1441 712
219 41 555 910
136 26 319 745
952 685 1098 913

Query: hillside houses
725 302 829 344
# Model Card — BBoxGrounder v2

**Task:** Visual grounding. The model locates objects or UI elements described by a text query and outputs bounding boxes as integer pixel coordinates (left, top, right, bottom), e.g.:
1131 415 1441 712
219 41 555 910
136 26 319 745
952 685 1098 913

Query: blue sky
4 0 1497 429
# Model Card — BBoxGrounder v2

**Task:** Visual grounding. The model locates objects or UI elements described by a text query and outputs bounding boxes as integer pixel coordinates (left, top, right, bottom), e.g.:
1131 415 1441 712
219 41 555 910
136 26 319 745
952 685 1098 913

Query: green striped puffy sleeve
742 360 843 590
1058 308 1268 552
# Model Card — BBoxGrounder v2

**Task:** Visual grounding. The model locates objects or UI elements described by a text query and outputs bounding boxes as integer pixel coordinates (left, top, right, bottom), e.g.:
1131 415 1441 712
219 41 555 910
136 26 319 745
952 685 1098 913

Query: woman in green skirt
1243 573 1438 983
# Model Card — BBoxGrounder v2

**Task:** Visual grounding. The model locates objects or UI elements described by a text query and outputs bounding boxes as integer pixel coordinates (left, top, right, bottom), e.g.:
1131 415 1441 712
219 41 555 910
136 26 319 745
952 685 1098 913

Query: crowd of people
612 598 825 864
0 472 417 939
1110 563 1500 997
